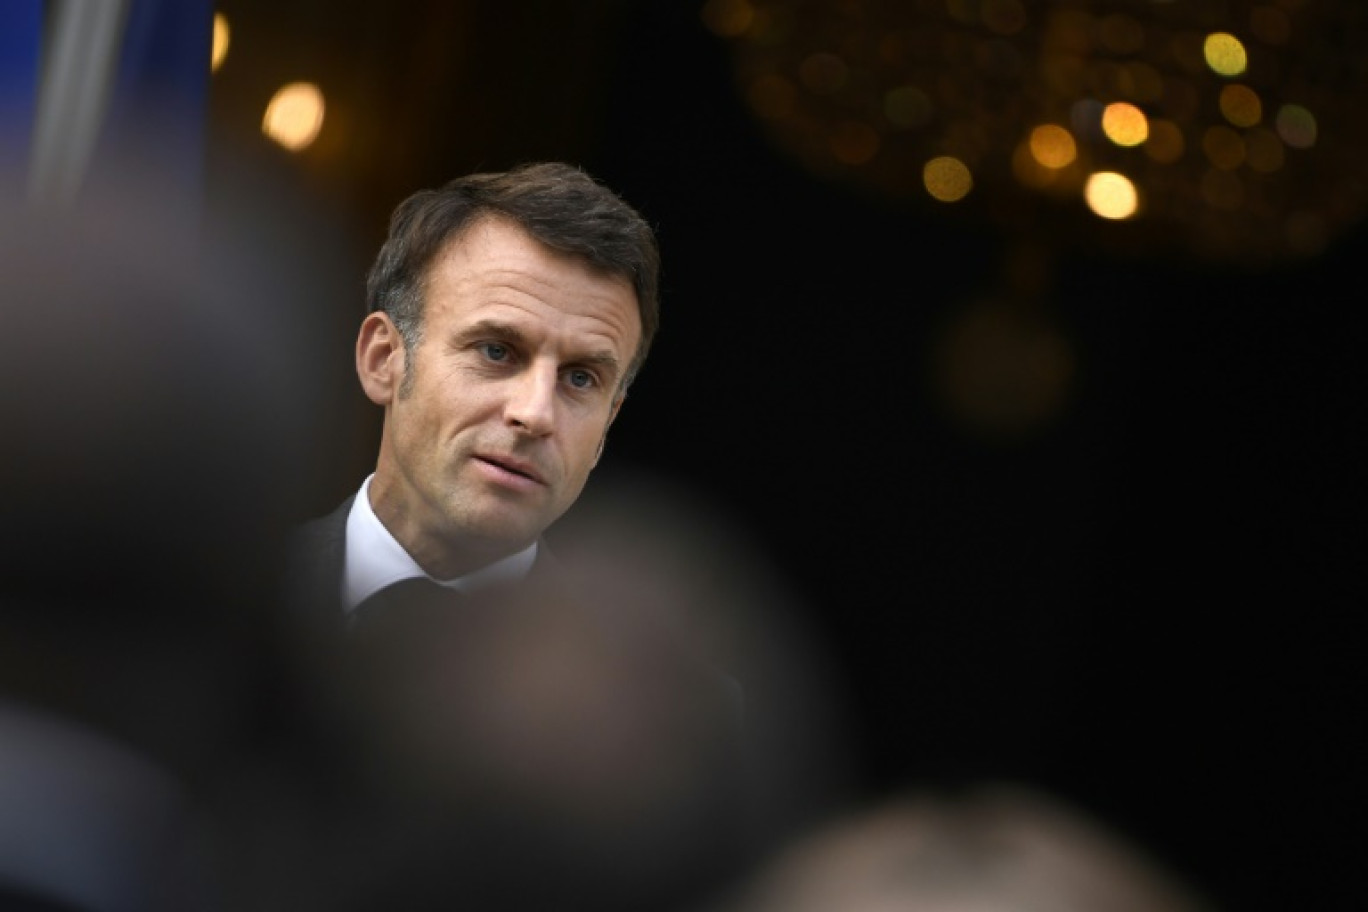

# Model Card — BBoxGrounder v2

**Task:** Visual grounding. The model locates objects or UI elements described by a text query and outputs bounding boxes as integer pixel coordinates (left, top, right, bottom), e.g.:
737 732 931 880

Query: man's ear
356 311 405 406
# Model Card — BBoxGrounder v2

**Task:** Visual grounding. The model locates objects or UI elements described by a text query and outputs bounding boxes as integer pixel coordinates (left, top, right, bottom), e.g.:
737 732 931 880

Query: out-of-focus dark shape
0 700 203 912
2 3 363 908
312 568 750 912
0 162 333 627
1 92 365 912
548 464 862 866
707 782 1216 912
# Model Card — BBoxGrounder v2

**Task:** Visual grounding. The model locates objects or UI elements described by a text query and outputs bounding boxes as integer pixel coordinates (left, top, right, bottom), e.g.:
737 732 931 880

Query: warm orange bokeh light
1102 102 1149 147
1084 172 1138 220
924 156 973 202
211 13 230 72
262 82 326 151
1029 124 1077 168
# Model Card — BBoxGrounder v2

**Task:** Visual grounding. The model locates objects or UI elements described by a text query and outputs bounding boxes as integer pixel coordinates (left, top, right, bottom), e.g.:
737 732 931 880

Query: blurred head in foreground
303 465 857 912
708 783 1214 912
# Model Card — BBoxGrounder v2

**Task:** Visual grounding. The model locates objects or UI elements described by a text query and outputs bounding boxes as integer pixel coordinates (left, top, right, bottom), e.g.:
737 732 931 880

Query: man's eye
478 342 510 361
566 369 596 390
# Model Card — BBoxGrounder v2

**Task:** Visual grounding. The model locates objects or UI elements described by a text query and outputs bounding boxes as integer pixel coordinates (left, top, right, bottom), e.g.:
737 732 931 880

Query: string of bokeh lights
702 0 1368 266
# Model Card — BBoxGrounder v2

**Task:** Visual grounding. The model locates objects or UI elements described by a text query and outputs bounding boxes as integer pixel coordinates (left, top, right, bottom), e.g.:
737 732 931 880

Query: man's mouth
476 454 545 485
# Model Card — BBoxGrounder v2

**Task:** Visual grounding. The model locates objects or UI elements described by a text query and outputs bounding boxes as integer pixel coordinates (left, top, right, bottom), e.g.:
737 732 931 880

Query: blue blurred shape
7 0 211 213
0 0 44 195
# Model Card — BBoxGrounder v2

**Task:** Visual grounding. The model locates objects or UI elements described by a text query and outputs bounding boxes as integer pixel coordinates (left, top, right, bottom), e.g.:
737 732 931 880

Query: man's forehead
431 213 555 268
429 214 632 294
429 255 637 345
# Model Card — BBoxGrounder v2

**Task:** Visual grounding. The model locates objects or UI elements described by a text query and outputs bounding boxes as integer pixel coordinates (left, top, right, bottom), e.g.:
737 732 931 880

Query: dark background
209 2 1363 909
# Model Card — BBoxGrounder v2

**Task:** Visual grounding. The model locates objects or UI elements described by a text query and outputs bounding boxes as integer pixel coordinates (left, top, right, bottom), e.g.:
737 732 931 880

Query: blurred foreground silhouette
0 131 357 911
704 782 1216 912
270 464 861 912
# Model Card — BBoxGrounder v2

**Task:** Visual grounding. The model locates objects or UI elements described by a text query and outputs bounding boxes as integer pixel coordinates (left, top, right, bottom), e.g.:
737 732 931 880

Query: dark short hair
365 162 660 393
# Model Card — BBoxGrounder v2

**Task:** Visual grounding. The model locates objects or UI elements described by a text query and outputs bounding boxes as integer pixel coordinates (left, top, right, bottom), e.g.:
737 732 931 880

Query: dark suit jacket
283 494 581 628
280 495 756 912
285 494 741 696
282 494 351 635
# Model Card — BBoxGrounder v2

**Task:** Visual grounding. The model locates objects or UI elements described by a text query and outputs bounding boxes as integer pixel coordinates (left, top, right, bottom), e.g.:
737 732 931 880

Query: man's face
358 215 641 577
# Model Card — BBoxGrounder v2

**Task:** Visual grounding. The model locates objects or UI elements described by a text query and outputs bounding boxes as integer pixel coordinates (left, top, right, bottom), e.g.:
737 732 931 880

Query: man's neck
342 475 538 612
366 483 528 580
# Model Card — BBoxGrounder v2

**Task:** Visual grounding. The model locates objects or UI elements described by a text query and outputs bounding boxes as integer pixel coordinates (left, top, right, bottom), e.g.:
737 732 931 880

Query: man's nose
504 362 557 435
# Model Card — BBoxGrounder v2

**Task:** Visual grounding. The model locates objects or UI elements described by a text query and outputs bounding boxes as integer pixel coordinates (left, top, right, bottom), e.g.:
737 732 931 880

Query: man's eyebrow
456 319 528 345
575 350 622 375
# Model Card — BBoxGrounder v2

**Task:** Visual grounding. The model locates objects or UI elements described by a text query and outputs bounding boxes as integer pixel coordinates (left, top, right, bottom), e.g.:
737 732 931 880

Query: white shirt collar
342 474 538 613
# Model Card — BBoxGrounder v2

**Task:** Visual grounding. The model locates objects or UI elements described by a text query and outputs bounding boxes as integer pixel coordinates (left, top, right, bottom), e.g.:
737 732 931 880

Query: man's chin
447 512 543 555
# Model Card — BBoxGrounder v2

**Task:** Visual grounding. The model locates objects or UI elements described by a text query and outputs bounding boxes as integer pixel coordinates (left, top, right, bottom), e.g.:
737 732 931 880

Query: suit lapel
285 495 353 632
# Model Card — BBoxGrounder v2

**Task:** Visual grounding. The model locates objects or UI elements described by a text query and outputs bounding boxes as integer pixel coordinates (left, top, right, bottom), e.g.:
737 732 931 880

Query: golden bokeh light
1029 124 1076 169
924 156 973 202
262 82 326 152
1203 32 1248 76
1101 102 1149 147
1084 172 1139 220
1276 104 1317 148
211 13 230 73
